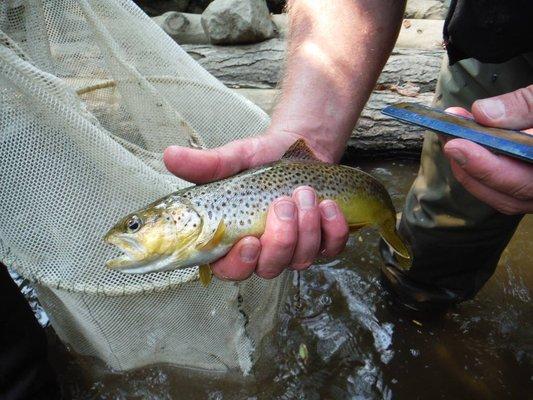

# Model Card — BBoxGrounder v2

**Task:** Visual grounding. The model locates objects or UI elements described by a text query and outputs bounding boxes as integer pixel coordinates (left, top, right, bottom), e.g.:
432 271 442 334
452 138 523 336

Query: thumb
163 134 293 184
472 85 533 130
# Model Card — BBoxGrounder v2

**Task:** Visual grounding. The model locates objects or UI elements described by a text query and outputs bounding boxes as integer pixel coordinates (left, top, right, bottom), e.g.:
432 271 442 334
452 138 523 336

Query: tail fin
378 219 412 269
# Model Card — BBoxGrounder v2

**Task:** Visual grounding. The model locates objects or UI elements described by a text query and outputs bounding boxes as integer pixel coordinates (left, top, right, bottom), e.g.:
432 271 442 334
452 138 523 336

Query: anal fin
199 264 212 287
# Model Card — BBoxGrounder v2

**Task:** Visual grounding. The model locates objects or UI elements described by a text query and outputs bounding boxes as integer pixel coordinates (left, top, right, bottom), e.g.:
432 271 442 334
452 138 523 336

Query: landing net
0 0 288 373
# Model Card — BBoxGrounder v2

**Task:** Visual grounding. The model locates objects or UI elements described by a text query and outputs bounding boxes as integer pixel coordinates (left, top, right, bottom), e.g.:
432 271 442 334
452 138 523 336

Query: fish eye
126 216 142 233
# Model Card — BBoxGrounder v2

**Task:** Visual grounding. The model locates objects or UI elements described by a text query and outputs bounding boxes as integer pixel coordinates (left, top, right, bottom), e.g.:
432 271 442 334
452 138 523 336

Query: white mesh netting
0 0 289 373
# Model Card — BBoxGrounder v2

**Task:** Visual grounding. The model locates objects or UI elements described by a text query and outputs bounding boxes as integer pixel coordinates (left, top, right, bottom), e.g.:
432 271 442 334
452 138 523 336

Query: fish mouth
105 234 149 271
104 234 179 274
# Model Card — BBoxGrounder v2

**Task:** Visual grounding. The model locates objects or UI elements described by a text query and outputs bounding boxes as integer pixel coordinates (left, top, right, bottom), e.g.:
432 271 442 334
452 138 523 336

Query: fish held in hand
104 139 411 285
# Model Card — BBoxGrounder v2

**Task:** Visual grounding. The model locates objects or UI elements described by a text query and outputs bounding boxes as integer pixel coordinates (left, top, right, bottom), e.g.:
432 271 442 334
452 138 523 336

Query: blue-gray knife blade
382 102 533 163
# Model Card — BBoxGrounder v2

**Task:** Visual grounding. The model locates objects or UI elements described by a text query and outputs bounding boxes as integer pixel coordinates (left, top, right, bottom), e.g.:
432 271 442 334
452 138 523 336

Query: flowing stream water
46 159 532 399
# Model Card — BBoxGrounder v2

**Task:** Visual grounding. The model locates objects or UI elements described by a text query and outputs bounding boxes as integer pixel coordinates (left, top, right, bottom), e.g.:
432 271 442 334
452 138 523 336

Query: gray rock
405 0 447 20
201 0 277 45
153 12 208 44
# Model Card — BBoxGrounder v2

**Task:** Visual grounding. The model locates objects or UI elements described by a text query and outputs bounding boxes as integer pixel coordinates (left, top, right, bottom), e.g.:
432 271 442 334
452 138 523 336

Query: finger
443 139 533 200
210 236 260 281
445 107 473 119
471 85 533 130
163 134 289 184
256 198 298 279
289 187 321 270
319 200 349 258
449 160 533 215
163 139 254 184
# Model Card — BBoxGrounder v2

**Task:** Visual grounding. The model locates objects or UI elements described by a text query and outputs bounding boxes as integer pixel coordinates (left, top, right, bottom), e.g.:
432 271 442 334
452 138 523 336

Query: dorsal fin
282 139 321 161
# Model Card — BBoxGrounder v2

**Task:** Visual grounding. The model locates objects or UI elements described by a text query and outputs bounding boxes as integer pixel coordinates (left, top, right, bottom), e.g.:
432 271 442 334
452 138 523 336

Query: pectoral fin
198 264 212 287
197 219 226 251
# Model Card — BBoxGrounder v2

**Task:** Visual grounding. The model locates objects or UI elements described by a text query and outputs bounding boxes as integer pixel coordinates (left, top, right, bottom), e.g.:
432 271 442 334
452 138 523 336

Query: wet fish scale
181 159 394 239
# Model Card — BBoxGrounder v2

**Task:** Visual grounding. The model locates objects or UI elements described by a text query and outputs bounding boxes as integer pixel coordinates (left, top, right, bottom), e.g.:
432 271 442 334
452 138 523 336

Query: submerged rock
201 0 277 45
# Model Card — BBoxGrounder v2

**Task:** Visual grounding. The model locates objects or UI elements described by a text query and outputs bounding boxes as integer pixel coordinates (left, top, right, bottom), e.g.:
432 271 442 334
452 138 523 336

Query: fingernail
240 244 259 263
274 200 296 220
477 98 505 120
321 202 338 220
296 188 316 210
447 148 467 166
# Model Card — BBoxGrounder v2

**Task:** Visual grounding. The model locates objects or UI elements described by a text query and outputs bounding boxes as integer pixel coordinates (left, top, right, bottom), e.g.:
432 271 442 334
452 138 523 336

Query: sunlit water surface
47 159 532 399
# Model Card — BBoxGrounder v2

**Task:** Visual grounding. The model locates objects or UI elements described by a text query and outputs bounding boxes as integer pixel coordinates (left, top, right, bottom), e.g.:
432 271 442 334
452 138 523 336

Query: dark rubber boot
378 240 462 316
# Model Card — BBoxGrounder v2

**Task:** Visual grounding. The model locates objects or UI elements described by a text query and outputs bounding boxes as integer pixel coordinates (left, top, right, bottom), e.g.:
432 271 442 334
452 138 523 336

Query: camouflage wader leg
383 53 533 307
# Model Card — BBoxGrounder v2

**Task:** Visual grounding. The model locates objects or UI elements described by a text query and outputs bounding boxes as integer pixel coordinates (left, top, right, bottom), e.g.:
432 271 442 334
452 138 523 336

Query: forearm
270 0 406 162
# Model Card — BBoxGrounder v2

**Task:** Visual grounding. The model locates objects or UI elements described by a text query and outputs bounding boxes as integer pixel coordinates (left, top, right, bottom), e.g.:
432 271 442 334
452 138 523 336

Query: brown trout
104 140 411 285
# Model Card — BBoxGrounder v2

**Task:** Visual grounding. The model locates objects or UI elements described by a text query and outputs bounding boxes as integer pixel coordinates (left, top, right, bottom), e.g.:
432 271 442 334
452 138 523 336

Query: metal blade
382 102 533 163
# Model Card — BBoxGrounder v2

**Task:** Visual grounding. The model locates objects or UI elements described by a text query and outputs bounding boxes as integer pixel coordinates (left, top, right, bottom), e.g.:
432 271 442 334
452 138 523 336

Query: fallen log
233 88 434 153
185 39 444 92
352 90 433 153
